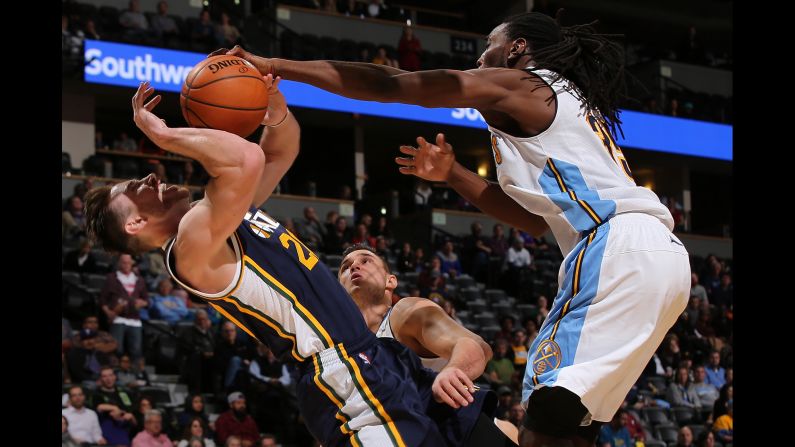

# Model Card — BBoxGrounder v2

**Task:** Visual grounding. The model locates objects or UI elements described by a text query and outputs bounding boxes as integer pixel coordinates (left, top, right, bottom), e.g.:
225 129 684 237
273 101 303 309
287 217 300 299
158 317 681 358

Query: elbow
241 144 266 176
480 338 493 363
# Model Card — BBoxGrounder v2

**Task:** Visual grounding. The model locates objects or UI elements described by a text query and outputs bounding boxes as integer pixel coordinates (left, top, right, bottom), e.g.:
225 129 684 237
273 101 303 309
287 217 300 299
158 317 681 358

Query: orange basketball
180 55 269 138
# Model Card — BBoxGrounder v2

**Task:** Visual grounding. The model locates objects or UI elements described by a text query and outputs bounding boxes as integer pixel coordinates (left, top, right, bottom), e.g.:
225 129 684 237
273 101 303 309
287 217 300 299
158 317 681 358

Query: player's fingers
395 157 414 166
207 48 229 58
144 95 162 111
399 145 418 156
416 136 428 148
227 45 244 56
437 133 452 151
442 380 469 407
398 166 416 175
456 372 475 403
434 388 458 408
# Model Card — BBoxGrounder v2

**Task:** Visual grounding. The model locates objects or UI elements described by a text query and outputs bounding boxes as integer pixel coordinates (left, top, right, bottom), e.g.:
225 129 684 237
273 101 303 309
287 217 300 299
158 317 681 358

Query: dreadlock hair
503 11 629 138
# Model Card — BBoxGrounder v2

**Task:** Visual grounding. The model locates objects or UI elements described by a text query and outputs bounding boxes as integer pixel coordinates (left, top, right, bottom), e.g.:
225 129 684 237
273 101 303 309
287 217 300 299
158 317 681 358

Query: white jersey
488 68 673 257
376 307 449 372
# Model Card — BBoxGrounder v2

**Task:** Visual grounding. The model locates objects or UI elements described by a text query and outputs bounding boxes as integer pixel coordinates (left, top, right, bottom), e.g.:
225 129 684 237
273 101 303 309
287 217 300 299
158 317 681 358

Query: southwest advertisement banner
83 40 732 161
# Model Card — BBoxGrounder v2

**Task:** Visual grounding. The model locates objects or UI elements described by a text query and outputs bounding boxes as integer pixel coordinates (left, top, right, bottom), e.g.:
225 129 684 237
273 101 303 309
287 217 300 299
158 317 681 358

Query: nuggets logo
532 339 562 375
490 135 502 165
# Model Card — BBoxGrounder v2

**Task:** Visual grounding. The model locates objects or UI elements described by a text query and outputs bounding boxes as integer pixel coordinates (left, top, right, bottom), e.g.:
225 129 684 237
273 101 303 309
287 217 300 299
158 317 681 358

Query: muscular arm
391 297 492 380
252 80 300 207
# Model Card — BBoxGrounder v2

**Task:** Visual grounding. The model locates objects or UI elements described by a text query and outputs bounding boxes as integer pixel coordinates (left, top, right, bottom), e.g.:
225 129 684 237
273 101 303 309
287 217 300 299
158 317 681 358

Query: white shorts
522 212 691 422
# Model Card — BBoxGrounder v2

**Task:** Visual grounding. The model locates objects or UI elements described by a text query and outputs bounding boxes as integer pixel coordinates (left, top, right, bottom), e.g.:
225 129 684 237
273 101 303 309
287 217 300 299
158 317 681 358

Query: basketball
180 55 269 138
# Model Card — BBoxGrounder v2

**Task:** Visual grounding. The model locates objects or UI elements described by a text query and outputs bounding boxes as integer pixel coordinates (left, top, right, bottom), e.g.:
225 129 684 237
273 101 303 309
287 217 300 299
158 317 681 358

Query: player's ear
510 38 527 57
385 274 397 292
124 215 148 235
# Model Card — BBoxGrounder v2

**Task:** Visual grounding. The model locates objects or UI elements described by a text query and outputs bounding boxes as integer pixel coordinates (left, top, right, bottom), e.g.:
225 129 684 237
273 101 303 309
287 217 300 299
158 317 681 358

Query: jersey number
587 114 634 181
279 230 319 271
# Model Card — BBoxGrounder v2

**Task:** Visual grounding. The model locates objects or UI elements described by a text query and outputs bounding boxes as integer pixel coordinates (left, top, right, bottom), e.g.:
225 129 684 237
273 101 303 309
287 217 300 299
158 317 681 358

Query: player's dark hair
503 11 629 138
341 243 391 274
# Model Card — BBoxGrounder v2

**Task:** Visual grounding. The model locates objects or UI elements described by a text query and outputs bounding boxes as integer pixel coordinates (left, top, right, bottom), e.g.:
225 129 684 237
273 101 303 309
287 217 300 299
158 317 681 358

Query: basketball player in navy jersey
216 11 691 447
83 76 449 447
338 244 520 446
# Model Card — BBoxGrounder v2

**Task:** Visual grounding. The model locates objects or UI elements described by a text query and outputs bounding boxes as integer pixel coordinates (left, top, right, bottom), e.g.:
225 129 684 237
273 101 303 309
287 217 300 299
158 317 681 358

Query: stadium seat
642 407 670 426
672 406 696 425
654 423 678 444
138 386 172 406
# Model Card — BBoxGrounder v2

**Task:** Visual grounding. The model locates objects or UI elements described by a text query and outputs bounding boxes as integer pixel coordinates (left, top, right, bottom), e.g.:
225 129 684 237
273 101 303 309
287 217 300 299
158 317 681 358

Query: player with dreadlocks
213 11 690 447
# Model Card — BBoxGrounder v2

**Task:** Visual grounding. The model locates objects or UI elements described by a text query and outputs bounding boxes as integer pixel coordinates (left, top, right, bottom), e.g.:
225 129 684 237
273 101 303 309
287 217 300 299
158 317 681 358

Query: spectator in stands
417 255 444 291
101 253 149 361
178 417 216 447
63 195 86 242
535 295 550 327
414 179 433 210
149 278 191 324
139 248 168 290
113 131 139 152
131 409 172 446
258 434 278 447
397 25 422 71
192 9 221 51
712 400 733 444
218 12 242 47
436 240 462 277
489 223 509 263
597 408 633 447
178 394 212 434
81 315 119 354
62 415 82 447
510 329 529 370
397 242 416 273
116 354 145 389
463 221 492 283
323 210 338 234
215 321 251 392
712 384 732 420
62 15 83 59
89 366 137 445
495 385 514 420
675 425 695 447
412 246 426 272
66 329 111 386
666 366 701 409
324 216 352 254
296 206 326 251
63 385 106 445
95 131 107 150
119 0 150 41
150 1 180 46
504 236 531 297
351 222 376 247
711 273 733 310
441 299 462 325
702 258 722 297
485 339 515 387
659 334 683 376
692 365 719 411
180 310 216 393
62 318 74 354
507 400 525 429
371 215 393 244
697 431 716 447
130 396 153 437
215 392 260 447
690 273 708 304
523 318 539 348
225 436 243 447
496 315 515 341
64 239 100 274
247 343 295 439
152 163 169 183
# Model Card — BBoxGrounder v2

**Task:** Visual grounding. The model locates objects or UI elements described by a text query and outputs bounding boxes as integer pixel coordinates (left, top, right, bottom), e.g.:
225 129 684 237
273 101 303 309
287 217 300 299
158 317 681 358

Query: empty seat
138 386 172 406
672 406 696 425
654 424 678 444
62 271 82 287
83 273 108 290
460 287 482 301
642 407 670 426
484 289 507 301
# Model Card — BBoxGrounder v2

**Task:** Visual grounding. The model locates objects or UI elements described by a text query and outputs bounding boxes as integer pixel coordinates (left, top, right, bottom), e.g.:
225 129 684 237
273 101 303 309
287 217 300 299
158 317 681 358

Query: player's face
478 24 511 69
339 250 392 300
111 173 191 217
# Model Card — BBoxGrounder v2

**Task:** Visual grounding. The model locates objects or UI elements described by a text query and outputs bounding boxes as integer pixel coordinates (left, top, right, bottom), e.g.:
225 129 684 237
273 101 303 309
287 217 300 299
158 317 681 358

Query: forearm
447 162 548 236
265 59 409 102
144 124 261 178
445 337 489 380
259 92 299 158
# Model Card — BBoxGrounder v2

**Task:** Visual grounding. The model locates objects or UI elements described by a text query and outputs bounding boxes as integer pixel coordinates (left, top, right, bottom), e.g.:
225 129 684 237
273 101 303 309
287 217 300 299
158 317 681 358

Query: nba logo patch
358 353 371 365
532 339 562 375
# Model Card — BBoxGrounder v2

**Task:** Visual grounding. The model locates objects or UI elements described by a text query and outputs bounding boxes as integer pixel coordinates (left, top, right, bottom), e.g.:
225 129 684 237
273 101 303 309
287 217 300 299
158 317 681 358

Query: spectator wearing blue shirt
704 350 726 389
435 240 462 277
598 409 634 447
148 278 190 324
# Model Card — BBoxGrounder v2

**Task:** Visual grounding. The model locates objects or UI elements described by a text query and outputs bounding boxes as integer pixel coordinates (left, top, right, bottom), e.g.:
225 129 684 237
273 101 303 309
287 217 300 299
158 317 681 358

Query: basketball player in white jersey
215 10 691 447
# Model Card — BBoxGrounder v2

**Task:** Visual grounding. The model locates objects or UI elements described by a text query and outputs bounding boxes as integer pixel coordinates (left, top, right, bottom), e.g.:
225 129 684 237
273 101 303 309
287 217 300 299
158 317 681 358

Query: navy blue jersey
166 206 374 361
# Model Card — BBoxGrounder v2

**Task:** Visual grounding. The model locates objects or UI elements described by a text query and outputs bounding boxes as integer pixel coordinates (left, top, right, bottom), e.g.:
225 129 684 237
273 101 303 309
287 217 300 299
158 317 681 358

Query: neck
352 292 391 333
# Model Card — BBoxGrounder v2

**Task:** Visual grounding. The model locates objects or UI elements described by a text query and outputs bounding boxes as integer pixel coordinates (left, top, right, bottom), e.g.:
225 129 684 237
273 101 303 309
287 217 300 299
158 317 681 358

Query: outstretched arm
221 46 519 110
397 133 549 237
391 297 493 409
